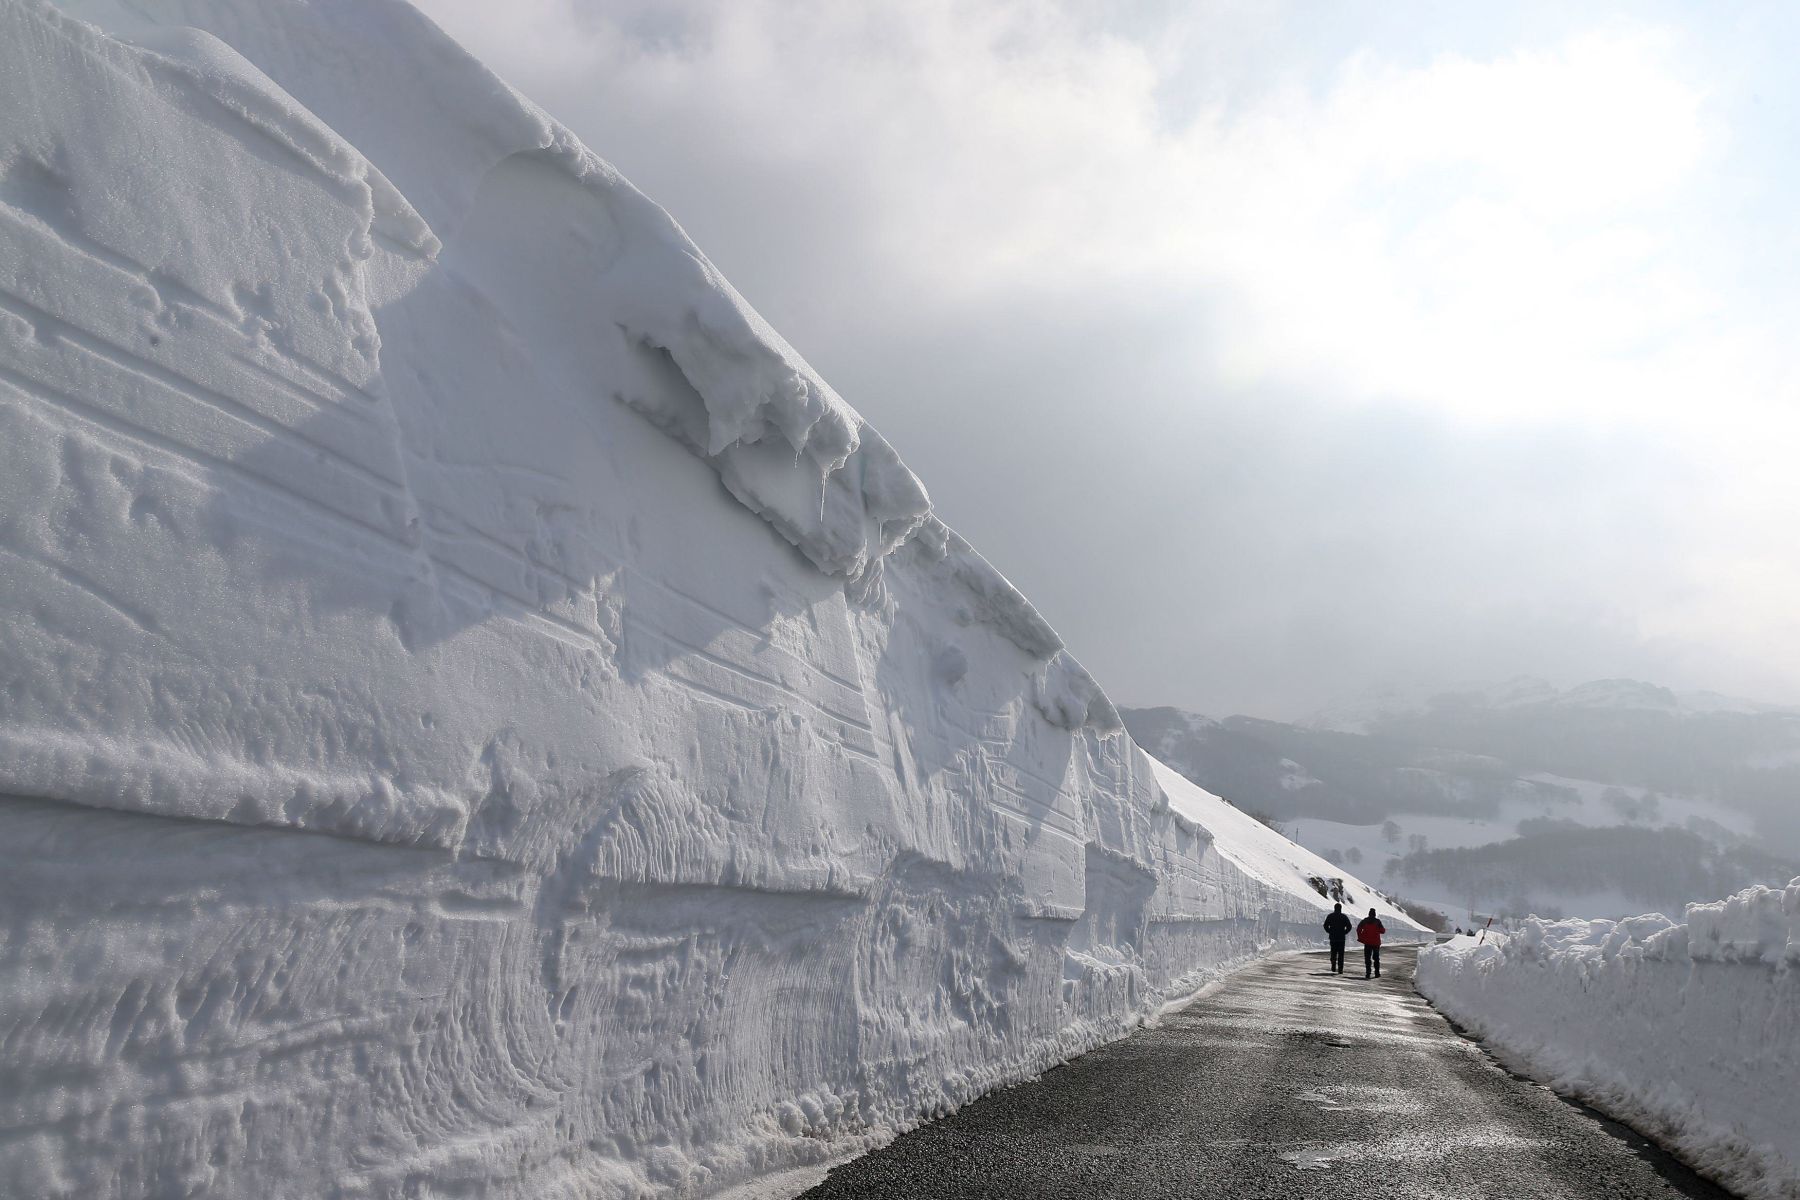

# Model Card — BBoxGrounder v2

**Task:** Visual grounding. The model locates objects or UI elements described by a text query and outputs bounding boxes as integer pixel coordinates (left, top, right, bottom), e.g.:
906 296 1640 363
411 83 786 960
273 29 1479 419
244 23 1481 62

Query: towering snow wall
1417 887 1800 1200
0 3 1422 1196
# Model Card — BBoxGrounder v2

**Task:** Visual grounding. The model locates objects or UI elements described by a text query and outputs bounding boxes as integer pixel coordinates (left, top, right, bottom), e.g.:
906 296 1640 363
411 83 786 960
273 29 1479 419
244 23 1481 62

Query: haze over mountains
1123 678 1800 923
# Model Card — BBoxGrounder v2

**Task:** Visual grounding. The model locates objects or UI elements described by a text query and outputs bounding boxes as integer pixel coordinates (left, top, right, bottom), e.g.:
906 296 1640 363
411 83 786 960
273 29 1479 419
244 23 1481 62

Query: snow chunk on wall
1685 878 1800 966
1417 881 1800 1200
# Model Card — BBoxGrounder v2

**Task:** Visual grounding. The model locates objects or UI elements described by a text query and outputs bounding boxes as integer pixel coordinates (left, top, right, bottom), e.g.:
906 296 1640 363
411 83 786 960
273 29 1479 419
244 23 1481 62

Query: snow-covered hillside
0 3 1420 1196
1418 883 1800 1199
1302 772 1765 921
1125 700 1800 923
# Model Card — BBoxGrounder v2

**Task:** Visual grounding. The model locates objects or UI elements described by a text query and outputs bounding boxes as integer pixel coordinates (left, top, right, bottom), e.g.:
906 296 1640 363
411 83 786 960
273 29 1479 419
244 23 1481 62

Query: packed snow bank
1417 882 1800 1200
0 2 1420 1196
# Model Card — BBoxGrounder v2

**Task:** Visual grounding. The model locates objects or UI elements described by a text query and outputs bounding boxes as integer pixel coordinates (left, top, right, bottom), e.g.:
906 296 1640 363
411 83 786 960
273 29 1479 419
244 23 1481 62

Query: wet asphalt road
802 947 1733 1200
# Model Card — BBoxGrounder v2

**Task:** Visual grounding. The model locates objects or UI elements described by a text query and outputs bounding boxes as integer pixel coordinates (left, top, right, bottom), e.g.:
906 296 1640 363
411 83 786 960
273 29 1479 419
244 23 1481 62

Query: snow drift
0 2 1420 1196
1417 882 1800 1200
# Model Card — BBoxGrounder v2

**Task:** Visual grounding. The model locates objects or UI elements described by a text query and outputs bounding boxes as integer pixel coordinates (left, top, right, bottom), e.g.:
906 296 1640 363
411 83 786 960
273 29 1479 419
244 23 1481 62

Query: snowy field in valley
0 2 1423 1197
1124 695 1800 927
1417 881 1800 1200
1296 773 1760 922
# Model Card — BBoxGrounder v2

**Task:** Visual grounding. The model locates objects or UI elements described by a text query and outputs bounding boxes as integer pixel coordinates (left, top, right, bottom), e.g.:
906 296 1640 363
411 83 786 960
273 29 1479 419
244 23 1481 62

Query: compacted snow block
1417 882 1800 1200
0 2 1420 1196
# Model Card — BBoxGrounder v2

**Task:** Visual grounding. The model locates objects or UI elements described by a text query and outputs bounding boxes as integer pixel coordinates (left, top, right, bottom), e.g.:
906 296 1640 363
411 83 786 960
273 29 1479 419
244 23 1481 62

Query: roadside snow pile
1417 881 1800 1200
0 2 1422 1197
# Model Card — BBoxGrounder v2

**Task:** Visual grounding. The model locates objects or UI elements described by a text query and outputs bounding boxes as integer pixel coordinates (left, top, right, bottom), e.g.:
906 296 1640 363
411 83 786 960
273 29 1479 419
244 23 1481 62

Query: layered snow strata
1417 883 1800 1200
0 2 1419 1196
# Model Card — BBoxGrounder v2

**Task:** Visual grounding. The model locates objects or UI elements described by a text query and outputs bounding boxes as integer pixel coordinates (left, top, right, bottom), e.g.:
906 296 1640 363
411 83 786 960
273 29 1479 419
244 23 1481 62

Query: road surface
801 946 1731 1200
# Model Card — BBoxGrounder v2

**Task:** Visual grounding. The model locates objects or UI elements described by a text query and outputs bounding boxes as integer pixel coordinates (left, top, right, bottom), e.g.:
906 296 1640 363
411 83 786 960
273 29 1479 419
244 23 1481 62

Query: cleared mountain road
802 947 1732 1200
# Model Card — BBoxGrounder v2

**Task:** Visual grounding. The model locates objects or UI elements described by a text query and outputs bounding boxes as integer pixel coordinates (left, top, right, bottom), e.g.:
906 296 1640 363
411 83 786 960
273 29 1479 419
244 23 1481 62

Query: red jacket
1356 917 1385 946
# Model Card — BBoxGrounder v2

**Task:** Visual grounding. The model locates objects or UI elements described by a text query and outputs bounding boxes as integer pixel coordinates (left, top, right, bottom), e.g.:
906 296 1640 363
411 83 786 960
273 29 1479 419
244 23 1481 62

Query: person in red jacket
1356 908 1386 978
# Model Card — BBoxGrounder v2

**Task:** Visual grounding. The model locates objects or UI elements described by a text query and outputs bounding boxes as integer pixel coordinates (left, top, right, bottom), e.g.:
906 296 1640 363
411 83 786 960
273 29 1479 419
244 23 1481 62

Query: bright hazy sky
416 0 1800 719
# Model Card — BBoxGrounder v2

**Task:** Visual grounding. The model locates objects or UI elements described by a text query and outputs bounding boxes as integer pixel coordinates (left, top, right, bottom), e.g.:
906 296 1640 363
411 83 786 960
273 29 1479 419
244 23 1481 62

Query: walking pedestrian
1357 908 1386 978
1323 903 1352 974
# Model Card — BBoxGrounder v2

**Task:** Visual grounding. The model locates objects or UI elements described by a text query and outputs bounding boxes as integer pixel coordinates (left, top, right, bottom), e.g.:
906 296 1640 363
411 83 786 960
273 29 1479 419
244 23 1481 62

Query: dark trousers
1328 938 1347 973
1364 944 1381 977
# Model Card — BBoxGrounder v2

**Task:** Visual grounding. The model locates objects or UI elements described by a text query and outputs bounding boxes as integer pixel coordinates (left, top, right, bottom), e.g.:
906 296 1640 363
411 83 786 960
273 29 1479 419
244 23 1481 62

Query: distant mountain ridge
1124 706 1577 828
1123 678 1800 918
1305 676 1800 735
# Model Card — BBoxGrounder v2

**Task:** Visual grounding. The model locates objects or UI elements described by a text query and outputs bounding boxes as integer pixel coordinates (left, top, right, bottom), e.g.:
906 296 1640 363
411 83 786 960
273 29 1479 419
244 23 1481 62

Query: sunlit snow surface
1418 886 1800 1200
0 3 1421 1196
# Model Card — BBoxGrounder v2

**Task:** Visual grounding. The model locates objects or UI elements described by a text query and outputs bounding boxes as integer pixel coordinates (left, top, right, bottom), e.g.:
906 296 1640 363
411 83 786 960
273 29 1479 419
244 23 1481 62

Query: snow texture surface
0 2 1421 1196
1417 882 1800 1200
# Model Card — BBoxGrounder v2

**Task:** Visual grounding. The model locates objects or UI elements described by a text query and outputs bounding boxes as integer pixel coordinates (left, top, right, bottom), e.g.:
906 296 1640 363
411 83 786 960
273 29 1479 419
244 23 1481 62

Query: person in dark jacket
1323 903 1353 974
1357 909 1386 978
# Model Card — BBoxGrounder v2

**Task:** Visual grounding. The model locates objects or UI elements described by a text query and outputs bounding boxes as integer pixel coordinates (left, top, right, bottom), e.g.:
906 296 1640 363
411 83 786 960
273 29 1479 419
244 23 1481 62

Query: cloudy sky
416 0 1800 719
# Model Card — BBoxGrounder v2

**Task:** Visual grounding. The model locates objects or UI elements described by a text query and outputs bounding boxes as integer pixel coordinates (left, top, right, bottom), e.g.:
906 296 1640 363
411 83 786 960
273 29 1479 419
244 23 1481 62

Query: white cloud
412 0 1800 713
425 2 1731 415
